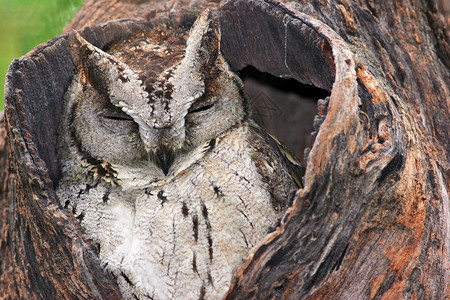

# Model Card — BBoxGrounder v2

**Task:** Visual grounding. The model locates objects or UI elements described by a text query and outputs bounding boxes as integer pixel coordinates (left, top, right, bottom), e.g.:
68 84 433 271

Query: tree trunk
0 0 448 299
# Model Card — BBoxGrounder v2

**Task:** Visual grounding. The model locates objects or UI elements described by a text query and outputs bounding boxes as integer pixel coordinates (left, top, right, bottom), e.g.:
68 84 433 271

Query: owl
56 11 302 300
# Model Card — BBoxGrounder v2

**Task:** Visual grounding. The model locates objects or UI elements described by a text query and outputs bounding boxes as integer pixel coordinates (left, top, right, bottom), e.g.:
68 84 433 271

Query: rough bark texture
62 0 221 33
220 1 450 299
0 0 448 299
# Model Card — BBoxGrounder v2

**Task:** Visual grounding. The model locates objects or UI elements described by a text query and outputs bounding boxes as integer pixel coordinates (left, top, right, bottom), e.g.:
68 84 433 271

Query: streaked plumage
56 11 302 299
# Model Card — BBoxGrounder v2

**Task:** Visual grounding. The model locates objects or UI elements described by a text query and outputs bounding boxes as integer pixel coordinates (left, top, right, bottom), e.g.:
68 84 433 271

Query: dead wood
0 0 448 299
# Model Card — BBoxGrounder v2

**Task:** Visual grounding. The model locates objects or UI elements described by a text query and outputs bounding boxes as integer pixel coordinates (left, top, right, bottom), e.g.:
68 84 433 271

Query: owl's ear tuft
67 32 137 96
67 32 111 94
67 32 92 71
185 9 222 73
170 10 223 104
66 32 150 117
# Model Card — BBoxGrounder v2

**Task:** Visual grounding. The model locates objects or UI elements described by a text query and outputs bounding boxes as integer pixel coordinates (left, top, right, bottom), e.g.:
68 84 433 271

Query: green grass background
0 0 84 109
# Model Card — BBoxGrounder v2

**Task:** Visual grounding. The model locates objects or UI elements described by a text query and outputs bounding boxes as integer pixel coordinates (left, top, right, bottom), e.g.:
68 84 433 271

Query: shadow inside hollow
239 66 330 163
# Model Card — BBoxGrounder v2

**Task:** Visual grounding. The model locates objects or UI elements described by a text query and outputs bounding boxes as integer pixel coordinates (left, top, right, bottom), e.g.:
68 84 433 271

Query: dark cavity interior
239 66 331 164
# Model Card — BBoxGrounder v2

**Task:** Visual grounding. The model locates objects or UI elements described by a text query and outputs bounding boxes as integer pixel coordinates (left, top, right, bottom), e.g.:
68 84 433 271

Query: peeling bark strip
0 0 448 299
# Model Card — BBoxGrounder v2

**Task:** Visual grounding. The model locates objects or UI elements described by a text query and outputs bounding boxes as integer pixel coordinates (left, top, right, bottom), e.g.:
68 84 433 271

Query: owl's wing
249 122 305 189
266 131 305 189
247 122 305 212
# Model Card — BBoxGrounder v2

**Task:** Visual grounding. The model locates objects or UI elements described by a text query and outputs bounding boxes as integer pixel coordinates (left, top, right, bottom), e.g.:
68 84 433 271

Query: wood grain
0 0 448 299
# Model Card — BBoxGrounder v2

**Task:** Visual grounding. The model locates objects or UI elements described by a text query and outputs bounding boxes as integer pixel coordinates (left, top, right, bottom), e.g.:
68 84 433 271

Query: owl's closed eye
57 10 302 300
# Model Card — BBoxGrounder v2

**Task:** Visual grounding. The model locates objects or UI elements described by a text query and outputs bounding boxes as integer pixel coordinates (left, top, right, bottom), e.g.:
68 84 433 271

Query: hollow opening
239 66 331 164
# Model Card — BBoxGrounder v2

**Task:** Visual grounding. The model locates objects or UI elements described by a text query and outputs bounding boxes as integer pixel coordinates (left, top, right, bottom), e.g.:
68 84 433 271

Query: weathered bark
0 0 448 299
62 0 221 33
1 37 122 299
220 1 450 299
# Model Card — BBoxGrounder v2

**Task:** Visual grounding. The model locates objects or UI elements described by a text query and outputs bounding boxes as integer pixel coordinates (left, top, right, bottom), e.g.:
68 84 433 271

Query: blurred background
0 0 84 108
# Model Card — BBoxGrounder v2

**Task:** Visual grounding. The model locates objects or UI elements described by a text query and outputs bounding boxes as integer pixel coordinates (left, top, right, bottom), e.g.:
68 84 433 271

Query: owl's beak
155 147 174 176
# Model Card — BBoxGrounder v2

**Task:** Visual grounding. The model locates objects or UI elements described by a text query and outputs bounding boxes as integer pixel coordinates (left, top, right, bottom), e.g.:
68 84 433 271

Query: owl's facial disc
67 11 246 177
142 90 203 176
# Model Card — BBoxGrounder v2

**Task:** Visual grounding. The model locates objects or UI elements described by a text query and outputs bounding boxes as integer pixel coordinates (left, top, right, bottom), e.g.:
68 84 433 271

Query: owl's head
64 11 248 176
